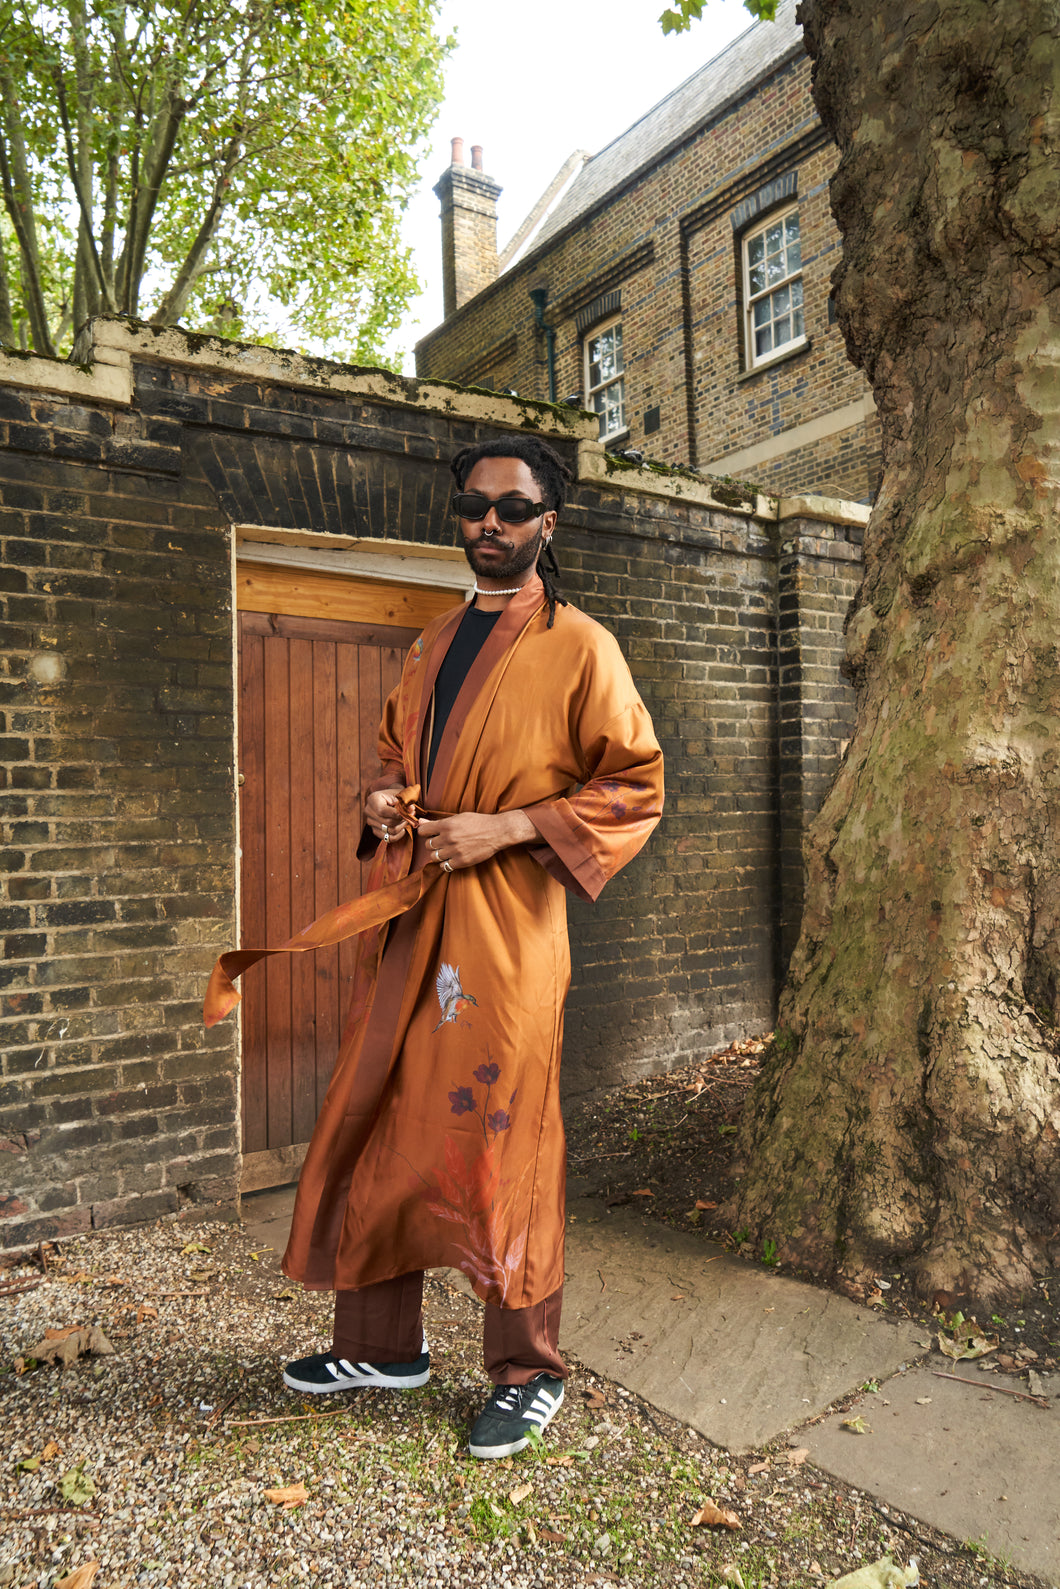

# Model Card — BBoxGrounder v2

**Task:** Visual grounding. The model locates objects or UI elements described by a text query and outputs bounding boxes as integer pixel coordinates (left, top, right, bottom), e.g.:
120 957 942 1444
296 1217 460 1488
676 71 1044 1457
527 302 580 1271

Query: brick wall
775 511 862 966
0 380 236 1244
416 52 880 505
0 321 862 1249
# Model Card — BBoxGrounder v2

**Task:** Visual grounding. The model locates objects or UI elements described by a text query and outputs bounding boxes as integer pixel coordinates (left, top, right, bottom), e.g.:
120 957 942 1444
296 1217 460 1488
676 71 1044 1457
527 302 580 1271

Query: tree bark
726 0 1060 1306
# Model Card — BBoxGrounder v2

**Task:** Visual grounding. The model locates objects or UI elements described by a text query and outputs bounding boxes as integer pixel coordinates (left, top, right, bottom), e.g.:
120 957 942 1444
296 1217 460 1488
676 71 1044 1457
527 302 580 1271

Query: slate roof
532 0 803 250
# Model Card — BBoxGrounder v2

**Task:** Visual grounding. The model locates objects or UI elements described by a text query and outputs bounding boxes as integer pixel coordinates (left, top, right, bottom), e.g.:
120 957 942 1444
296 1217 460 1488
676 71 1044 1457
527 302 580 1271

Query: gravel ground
1 1204 1052 1589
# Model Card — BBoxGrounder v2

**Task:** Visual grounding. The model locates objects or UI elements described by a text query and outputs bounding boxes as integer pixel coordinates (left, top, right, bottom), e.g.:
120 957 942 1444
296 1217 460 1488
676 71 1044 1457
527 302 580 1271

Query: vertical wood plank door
237 570 460 1193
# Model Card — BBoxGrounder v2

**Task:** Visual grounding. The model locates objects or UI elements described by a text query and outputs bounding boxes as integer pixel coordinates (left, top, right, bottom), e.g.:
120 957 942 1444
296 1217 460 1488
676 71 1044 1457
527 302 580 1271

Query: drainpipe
528 286 556 403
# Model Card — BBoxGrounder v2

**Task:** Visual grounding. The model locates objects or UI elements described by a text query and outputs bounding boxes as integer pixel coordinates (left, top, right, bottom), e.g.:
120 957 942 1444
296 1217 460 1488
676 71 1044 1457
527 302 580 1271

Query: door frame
230 527 473 1194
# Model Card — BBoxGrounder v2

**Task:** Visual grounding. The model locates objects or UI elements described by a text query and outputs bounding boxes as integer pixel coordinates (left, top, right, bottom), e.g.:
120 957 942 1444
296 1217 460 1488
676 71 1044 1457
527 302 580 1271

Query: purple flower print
486 1109 511 1134
474 1062 500 1085
449 1086 475 1115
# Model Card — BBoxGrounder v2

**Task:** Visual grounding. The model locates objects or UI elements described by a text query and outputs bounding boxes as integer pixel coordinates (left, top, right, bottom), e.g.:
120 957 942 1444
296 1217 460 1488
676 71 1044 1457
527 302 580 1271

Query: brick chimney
433 137 502 318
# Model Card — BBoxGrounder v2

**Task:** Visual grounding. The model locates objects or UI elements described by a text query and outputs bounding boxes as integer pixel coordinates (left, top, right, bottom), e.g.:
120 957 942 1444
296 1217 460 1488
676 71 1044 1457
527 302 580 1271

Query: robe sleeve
355 682 408 861
520 631 664 903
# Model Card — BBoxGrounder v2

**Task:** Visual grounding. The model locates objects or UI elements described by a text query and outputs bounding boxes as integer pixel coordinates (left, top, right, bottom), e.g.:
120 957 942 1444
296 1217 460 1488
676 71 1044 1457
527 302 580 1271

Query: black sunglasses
452 492 546 525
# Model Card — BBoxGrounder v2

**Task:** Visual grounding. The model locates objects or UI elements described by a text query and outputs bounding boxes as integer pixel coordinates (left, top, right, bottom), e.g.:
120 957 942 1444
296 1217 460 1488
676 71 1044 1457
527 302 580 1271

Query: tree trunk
726 0 1060 1307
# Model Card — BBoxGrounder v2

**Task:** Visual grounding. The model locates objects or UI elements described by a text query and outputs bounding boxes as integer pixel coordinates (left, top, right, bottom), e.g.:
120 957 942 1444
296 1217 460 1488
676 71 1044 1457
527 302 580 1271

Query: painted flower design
486 1109 511 1133
474 1062 500 1085
448 1087 475 1115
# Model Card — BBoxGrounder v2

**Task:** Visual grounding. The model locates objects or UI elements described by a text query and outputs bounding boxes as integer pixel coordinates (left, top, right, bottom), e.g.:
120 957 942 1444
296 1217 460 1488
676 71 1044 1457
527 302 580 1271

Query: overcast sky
385 0 757 372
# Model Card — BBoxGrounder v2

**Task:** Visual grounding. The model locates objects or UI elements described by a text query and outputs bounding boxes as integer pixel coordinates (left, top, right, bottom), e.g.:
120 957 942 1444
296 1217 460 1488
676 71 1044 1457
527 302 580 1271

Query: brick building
0 317 863 1249
416 0 880 504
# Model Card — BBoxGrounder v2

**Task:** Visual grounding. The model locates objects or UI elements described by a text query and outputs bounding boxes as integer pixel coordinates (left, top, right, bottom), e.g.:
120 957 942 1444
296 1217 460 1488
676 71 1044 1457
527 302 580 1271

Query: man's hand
365 786 409 842
417 810 536 871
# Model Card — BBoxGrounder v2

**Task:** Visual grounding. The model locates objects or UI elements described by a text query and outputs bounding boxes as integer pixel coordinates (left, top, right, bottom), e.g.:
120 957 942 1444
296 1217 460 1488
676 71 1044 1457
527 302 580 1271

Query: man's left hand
417 810 536 871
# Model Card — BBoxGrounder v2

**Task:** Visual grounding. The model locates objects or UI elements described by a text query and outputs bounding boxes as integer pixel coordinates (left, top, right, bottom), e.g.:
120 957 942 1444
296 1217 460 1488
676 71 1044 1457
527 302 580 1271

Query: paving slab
560 1198 924 1454
241 1185 296 1267
801 1357 1060 1585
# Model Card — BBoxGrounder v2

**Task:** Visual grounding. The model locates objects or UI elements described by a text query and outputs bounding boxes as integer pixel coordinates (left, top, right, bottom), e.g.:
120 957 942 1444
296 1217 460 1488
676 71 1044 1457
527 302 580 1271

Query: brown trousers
332 1273 566 1385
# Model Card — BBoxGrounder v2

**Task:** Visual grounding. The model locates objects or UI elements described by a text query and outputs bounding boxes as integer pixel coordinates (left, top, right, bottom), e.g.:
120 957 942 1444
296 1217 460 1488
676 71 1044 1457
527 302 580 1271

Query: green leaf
0 0 450 360
59 1461 97 1505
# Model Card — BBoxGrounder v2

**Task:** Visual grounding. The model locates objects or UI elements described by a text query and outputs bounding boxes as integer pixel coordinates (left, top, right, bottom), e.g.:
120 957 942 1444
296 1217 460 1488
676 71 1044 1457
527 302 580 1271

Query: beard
463 524 545 583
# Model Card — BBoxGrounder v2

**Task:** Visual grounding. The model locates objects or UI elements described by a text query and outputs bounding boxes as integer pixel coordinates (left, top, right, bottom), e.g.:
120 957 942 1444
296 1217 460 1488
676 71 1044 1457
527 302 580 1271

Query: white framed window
743 209 805 369
584 318 626 439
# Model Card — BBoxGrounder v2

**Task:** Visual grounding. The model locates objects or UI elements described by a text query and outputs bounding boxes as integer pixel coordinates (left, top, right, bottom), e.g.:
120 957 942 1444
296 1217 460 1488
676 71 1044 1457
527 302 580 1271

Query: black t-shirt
426 604 501 787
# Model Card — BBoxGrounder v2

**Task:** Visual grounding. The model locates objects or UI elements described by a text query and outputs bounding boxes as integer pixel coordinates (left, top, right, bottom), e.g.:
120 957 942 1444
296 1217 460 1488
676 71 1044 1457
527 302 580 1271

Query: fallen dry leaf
691 1498 742 1530
671 1293 686 1301
748 1461 770 1475
631 1188 655 1197
273 1287 298 1301
42 1440 62 1460
695 1199 719 1211
508 1482 533 1506
55 1563 100 1589
264 1482 308 1509
787 1447 810 1466
841 1416 871 1435
181 1242 212 1255
539 1527 566 1543
720 1566 746 1588
29 1325 114 1368
937 1325 998 1361
136 1304 159 1324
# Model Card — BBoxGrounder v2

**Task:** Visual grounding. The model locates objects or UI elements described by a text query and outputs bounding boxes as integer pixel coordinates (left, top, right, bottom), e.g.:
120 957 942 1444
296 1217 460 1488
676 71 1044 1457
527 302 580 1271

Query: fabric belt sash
203 787 438 1029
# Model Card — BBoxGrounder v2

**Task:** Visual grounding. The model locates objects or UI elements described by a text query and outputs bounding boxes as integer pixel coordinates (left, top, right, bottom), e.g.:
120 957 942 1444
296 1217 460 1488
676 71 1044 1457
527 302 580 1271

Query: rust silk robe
281 575 663 1310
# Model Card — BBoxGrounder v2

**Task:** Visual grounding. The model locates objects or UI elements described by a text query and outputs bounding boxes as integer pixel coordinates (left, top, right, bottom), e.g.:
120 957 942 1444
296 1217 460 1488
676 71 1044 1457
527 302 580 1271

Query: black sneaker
282 1348 430 1394
468 1373 565 1459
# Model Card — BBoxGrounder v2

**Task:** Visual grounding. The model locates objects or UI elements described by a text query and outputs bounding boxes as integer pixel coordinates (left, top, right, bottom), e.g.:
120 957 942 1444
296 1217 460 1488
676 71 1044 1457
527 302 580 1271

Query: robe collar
414 574 548 809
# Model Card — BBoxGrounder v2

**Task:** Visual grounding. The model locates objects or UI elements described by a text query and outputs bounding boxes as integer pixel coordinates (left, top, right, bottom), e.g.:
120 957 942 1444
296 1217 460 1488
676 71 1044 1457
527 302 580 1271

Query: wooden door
237 565 458 1192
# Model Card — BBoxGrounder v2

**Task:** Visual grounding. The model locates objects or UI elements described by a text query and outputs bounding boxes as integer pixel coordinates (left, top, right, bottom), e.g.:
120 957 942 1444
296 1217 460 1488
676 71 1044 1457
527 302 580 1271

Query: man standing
208 434 663 1458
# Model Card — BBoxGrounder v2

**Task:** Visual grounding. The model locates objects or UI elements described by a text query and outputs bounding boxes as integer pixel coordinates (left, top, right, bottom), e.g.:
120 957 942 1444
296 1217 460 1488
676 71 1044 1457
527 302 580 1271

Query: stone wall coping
776 495 871 529
0 318 872 535
2 318 599 443
0 344 133 406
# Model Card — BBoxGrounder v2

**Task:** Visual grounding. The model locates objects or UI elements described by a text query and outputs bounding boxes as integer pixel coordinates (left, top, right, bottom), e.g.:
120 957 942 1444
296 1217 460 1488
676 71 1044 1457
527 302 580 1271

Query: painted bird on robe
434 962 478 1031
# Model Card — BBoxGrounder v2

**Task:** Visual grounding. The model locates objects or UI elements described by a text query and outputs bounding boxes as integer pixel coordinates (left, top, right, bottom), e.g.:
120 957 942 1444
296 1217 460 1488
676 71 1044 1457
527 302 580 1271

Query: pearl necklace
472 583 529 597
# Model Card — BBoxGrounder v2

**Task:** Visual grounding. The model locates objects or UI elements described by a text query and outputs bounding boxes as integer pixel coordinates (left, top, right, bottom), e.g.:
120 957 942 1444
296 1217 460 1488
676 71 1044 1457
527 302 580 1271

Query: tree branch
52 70 114 313
149 131 242 325
0 226 17 345
0 80 55 356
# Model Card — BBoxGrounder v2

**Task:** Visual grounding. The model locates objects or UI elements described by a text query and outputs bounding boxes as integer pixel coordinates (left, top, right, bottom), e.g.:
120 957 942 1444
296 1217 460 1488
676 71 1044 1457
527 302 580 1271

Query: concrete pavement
243 1186 1059 1585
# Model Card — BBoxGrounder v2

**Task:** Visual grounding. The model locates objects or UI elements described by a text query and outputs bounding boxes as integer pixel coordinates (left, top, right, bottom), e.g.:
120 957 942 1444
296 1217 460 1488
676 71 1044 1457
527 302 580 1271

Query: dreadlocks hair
450 435 573 629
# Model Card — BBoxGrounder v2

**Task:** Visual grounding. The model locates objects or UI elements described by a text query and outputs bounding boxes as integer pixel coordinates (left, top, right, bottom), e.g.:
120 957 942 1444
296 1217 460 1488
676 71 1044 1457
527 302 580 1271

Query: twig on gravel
154 1289 210 1298
206 1394 238 1430
1 1507 99 1526
931 1369 1050 1408
0 1278 43 1298
228 1408 353 1428
871 1500 945 1555
634 1401 669 1440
